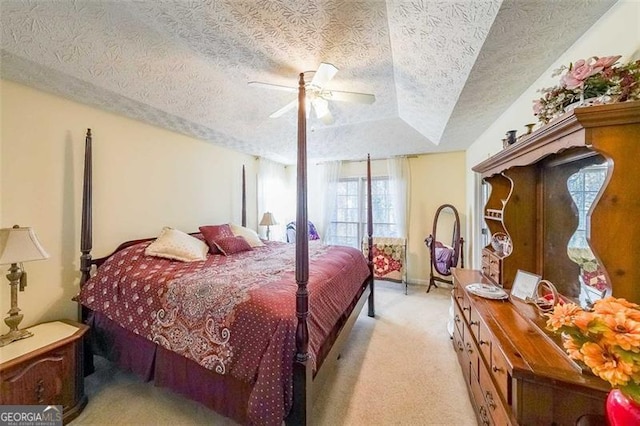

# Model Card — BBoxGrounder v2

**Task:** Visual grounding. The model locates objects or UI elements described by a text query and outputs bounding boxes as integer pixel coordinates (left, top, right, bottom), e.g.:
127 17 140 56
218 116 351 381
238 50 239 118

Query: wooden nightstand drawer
1 343 72 405
0 321 88 424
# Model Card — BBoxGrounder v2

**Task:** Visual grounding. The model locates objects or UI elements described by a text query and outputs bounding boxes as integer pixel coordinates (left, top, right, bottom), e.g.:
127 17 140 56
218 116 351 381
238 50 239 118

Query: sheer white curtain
320 160 342 243
387 156 410 239
257 158 290 241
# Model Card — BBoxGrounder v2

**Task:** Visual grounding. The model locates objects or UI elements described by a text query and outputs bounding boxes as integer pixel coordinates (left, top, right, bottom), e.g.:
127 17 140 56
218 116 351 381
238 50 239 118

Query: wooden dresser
452 268 608 425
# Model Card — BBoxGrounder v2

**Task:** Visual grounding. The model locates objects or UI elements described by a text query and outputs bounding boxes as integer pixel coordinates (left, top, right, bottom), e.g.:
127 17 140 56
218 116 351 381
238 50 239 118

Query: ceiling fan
248 62 375 125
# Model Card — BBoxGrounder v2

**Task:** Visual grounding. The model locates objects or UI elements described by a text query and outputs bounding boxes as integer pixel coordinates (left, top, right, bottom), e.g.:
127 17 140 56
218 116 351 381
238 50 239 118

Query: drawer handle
479 406 490 425
492 365 503 373
454 315 461 323
485 390 497 410
35 379 45 404
466 343 473 354
457 341 464 352
470 320 479 326
455 295 463 300
490 273 496 278
490 260 497 264
479 340 489 346
462 307 470 312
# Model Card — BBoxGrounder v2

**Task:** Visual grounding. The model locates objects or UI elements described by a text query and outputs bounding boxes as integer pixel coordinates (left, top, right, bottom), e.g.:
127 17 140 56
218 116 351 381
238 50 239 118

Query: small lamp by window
0 225 49 347
259 212 278 241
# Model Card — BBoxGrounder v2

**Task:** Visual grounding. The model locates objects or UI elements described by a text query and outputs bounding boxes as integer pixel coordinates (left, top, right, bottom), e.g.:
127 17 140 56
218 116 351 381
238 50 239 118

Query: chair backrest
286 221 320 243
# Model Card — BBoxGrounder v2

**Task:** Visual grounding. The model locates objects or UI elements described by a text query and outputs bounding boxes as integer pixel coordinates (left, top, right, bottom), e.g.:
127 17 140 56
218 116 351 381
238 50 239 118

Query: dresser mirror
541 148 610 306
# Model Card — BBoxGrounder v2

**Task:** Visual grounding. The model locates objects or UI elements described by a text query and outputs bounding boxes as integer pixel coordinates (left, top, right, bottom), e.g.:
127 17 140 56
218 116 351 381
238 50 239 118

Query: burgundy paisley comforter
79 239 369 425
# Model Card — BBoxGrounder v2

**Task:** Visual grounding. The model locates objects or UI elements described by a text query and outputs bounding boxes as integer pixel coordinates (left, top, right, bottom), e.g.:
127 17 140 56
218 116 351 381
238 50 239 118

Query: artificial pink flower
562 58 600 89
594 55 622 70
532 99 543 115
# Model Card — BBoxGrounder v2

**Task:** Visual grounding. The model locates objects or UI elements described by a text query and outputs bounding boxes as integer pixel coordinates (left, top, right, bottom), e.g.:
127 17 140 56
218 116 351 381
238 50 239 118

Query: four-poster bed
77 72 375 425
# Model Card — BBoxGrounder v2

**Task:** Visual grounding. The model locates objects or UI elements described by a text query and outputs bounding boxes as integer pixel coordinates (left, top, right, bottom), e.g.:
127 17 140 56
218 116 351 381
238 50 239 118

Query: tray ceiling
1 0 615 164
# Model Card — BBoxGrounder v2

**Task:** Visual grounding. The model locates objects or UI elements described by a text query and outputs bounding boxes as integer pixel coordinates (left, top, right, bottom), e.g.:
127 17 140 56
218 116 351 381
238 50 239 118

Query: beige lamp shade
259 212 278 227
0 227 50 265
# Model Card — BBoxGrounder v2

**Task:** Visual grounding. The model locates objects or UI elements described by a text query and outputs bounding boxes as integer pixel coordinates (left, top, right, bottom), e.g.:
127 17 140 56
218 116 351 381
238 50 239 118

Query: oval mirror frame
426 204 464 292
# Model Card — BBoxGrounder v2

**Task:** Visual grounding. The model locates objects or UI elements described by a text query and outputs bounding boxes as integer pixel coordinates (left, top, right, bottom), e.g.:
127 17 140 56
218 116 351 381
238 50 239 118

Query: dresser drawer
471 371 492 426
453 301 464 339
452 324 469 385
479 358 511 426
477 316 492 364
468 308 481 343
481 248 502 285
490 341 511 404
453 284 465 310
461 297 472 323
481 251 490 278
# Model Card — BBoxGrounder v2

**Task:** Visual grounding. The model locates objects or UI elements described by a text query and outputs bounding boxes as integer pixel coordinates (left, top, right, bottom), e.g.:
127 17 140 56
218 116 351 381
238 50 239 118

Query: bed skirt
85 278 368 424
88 312 253 424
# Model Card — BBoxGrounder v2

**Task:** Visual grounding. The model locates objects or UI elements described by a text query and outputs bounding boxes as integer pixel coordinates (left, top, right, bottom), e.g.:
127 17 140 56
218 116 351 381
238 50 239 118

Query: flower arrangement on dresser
533 55 640 124
547 297 640 423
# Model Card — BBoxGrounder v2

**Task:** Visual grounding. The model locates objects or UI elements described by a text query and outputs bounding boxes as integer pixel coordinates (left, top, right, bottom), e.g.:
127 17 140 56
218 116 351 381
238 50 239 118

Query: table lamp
0 225 49 346
259 212 278 241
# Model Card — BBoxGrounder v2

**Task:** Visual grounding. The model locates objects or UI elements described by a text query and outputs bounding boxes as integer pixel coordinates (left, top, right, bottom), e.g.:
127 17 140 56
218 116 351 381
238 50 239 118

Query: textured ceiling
1 0 616 164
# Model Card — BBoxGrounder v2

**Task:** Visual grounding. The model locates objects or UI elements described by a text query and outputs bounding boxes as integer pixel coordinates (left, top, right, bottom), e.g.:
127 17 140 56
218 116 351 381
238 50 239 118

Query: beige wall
1 80 258 331
408 153 466 284
317 153 466 285
465 1 640 268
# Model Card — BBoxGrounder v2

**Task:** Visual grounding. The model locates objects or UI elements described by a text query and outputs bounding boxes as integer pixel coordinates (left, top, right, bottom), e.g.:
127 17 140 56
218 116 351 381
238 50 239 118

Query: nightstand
0 320 89 424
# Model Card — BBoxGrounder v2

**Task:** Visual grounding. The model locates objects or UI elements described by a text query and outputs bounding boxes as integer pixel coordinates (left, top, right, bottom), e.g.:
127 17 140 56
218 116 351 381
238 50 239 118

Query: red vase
606 389 640 426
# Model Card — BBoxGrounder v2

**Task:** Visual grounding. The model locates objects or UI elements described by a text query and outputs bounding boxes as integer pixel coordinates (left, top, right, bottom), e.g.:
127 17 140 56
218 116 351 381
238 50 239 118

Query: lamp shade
0 227 49 265
259 212 278 227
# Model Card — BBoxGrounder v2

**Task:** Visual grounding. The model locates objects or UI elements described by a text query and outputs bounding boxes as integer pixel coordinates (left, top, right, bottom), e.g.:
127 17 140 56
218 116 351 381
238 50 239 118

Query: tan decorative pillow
229 223 265 247
145 227 208 262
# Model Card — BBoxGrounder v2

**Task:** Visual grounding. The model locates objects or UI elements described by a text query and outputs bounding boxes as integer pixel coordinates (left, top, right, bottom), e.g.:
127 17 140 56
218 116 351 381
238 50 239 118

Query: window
567 163 607 248
326 177 396 248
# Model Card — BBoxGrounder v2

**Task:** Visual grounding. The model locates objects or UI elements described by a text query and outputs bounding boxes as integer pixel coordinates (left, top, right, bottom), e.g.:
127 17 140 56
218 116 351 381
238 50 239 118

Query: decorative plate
466 283 508 300
490 232 512 257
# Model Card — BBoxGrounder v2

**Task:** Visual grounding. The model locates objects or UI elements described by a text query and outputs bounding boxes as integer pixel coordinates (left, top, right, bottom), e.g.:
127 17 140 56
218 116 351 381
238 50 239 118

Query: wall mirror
425 204 464 292
541 148 610 306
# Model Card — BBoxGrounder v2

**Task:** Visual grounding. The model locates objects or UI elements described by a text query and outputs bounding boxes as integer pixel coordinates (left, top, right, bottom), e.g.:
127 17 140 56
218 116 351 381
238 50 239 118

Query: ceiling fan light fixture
311 97 330 119
252 62 374 123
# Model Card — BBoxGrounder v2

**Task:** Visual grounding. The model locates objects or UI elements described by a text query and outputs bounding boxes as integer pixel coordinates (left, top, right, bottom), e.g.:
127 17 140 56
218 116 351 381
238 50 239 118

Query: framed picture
510 270 541 301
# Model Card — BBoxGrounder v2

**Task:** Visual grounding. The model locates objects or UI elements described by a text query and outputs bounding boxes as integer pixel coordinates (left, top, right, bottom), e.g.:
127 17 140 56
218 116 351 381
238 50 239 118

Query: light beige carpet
71 281 477 425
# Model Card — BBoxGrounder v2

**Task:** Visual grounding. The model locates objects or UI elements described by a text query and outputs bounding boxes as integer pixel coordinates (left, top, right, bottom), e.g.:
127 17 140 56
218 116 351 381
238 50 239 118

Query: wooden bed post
79 128 95 375
287 73 313 425
80 129 93 288
289 72 312 426
366 154 375 317
241 165 247 228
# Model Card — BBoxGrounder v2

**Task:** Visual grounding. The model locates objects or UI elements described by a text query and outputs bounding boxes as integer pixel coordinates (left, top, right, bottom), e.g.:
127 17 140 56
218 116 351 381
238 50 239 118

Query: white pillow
145 227 208 262
229 223 265 247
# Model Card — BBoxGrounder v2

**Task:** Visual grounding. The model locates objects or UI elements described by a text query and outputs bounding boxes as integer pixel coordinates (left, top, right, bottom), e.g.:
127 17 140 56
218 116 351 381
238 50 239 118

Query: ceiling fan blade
248 81 297 93
269 99 297 118
326 90 376 104
310 62 338 89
